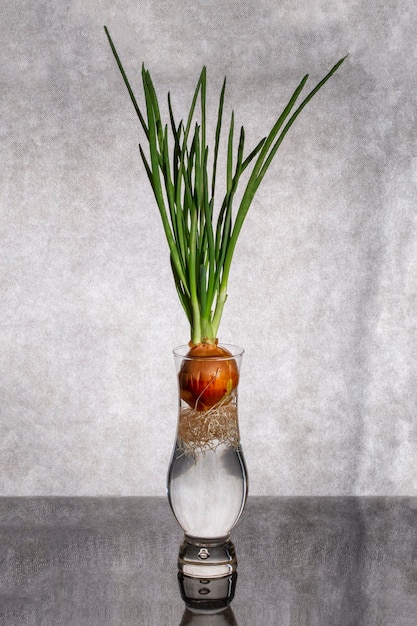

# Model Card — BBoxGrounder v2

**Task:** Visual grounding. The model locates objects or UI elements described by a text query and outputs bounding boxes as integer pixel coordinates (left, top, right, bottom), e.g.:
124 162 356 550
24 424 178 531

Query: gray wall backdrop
1 0 416 496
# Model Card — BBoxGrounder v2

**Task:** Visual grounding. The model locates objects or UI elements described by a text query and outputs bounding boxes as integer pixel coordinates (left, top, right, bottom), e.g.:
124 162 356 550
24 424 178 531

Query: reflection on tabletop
1 497 417 625
179 606 237 625
178 571 238 624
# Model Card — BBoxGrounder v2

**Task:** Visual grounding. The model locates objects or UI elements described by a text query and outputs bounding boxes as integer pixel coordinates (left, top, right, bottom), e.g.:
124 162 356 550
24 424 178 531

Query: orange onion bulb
179 343 239 411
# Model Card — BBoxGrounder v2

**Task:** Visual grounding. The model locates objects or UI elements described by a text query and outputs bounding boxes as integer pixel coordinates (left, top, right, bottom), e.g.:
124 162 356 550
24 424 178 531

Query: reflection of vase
179 606 238 625
178 571 237 613
168 345 248 577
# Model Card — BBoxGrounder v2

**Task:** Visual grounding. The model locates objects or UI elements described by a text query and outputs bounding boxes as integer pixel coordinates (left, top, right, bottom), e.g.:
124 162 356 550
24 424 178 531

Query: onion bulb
179 343 239 411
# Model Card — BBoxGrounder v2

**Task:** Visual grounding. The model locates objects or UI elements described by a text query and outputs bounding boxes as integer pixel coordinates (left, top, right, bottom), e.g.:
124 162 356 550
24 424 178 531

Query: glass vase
168 344 248 578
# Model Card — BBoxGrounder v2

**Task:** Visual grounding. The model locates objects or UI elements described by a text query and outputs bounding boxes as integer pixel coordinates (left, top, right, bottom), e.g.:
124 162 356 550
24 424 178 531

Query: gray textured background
1 0 416 496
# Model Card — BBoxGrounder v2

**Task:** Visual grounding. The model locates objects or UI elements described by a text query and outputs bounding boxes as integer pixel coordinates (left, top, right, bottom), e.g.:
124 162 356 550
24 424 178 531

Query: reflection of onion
179 343 239 411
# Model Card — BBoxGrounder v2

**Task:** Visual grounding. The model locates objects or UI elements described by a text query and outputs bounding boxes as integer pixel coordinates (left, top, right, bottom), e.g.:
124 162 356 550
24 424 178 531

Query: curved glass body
167 344 248 576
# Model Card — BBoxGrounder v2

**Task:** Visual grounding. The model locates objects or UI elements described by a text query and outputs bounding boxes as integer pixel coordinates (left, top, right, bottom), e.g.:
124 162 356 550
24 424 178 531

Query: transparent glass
168 344 248 577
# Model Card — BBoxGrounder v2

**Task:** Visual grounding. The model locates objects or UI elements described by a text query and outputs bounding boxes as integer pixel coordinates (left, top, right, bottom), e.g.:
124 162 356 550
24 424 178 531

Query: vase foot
178 537 237 578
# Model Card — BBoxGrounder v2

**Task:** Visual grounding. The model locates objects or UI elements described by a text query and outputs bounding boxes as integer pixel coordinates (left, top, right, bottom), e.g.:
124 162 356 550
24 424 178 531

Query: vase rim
173 343 244 360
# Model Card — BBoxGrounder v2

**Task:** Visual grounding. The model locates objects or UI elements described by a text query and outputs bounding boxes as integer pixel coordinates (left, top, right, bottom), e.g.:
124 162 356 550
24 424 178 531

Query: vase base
178 536 237 578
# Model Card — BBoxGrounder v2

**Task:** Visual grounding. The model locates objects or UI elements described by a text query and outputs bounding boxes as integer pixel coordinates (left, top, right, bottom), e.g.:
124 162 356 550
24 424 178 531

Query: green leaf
105 26 346 344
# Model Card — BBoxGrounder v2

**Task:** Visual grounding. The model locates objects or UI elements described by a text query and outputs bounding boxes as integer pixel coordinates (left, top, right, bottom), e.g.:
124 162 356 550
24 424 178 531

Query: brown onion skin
179 343 239 411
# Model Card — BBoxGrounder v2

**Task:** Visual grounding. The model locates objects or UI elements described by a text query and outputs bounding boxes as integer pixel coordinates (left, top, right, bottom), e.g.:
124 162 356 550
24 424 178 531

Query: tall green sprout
105 27 346 345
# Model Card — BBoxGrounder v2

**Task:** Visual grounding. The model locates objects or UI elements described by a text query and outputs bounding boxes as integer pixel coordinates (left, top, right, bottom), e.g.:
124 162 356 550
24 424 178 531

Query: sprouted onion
105 27 346 416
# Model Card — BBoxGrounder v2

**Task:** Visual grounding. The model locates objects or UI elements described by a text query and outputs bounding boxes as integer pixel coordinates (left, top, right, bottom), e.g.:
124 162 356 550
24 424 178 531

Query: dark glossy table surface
1 497 416 625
